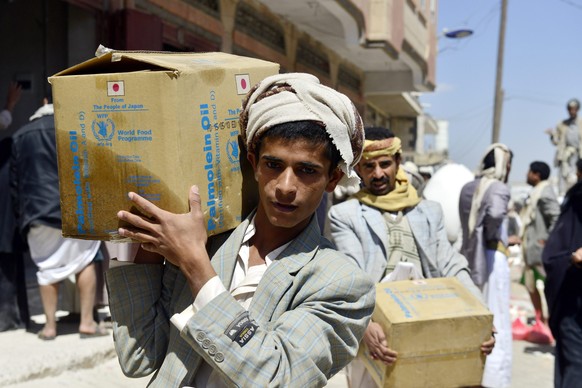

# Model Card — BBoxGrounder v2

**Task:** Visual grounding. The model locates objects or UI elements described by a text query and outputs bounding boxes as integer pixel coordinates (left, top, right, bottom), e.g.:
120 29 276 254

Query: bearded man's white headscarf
468 143 512 234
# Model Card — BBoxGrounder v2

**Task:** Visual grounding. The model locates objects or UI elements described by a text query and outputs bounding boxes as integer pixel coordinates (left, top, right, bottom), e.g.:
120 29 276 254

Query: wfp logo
91 119 115 142
226 139 239 164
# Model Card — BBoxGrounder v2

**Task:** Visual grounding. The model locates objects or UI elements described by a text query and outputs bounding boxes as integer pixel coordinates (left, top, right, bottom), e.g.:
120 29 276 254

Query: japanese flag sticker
107 81 125 96
235 74 251 95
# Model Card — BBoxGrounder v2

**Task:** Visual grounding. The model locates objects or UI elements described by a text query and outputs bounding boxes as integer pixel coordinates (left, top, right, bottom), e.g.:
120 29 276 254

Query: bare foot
37 326 57 340
79 321 109 338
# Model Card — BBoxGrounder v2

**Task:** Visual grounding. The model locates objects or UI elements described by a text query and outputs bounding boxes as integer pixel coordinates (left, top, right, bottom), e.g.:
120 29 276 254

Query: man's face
526 170 538 186
355 154 400 196
248 137 342 231
504 160 512 184
568 105 579 119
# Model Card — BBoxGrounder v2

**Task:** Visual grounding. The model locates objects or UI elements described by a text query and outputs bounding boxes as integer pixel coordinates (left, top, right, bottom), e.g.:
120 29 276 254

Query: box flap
50 51 171 78
50 50 276 78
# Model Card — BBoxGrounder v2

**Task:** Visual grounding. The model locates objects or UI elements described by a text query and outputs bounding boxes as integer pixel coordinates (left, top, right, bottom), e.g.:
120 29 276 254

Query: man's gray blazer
523 184 560 266
106 216 375 387
328 198 482 301
459 179 510 287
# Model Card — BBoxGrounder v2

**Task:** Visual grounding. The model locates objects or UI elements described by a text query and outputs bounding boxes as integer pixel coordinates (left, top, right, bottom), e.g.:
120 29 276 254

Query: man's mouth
273 202 298 212
371 179 389 189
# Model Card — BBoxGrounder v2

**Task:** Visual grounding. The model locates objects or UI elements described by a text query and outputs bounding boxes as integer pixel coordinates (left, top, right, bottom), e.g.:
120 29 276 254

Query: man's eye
266 161 279 169
301 167 316 174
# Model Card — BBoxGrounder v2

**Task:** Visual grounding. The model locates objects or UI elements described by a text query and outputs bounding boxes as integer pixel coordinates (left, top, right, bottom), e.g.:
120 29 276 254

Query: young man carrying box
105 73 375 387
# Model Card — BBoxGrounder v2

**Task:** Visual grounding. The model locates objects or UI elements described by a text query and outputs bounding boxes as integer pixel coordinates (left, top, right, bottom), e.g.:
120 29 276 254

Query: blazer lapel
406 207 432 261
249 217 320 322
211 218 250 289
362 204 389 255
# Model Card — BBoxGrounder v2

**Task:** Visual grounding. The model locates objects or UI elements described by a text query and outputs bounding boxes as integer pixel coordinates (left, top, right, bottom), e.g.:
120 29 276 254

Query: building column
283 22 299 72
328 51 341 89
220 0 238 53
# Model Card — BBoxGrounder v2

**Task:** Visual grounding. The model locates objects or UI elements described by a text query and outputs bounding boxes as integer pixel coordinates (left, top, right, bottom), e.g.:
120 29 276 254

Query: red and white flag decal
235 74 251 95
107 81 125 96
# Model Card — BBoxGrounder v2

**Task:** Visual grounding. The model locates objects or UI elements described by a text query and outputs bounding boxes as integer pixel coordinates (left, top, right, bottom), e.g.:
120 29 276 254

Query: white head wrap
476 142 512 182
239 73 364 186
468 143 512 233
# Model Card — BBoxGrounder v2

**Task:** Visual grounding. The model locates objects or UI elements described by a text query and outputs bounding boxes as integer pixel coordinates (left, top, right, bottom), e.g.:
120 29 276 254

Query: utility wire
504 94 565 107
447 102 495 121
559 0 582 10
452 116 491 162
448 112 491 158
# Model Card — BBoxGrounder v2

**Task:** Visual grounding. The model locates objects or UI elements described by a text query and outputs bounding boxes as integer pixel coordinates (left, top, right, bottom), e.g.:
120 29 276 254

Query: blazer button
214 352 225 363
208 344 217 356
195 331 206 342
202 338 211 349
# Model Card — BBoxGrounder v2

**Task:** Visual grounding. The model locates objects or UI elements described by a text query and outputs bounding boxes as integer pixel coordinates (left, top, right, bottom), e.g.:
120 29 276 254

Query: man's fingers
376 348 397 365
481 333 496 355
127 191 160 219
118 210 158 232
189 185 202 211
381 347 398 358
118 227 158 245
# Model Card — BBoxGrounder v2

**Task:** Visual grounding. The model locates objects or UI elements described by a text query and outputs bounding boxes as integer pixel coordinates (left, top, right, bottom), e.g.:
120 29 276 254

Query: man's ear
395 153 402 170
325 168 344 192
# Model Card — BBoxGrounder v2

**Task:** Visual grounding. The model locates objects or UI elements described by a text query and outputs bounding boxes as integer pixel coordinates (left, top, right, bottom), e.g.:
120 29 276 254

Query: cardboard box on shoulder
49 51 279 240
358 277 493 388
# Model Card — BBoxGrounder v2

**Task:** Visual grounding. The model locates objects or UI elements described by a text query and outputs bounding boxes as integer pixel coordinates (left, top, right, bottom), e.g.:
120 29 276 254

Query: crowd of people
0 72 581 388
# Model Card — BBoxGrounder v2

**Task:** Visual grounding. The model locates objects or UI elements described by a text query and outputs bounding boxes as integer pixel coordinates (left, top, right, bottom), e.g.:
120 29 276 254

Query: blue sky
420 0 582 186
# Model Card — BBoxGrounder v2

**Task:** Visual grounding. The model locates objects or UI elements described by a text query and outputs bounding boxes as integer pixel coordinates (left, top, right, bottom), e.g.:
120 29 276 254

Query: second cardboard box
358 277 493 388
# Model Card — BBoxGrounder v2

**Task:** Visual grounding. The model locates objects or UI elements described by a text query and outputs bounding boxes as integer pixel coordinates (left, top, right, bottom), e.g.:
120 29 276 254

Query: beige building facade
1 0 439 160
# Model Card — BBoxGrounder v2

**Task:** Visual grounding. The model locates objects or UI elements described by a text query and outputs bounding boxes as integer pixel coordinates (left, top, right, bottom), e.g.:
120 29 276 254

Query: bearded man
329 126 494 388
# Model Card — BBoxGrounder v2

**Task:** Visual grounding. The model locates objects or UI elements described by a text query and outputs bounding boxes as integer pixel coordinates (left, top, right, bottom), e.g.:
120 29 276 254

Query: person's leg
525 267 546 323
554 336 563 388
558 161 569 197
76 262 98 334
15 251 30 328
556 313 582 387
521 265 555 343
529 287 545 321
38 282 59 338
481 250 512 388
0 253 26 331
565 154 578 192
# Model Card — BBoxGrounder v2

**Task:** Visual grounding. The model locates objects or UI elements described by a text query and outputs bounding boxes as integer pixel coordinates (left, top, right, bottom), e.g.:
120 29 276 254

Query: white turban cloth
476 142 512 182
468 143 512 234
239 73 364 186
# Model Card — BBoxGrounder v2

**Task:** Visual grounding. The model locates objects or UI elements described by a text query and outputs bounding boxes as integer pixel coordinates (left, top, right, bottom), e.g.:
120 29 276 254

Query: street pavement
0 256 554 387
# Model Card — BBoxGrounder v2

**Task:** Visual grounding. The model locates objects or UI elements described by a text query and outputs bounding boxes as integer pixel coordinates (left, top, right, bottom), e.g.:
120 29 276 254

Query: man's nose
276 167 298 197
372 164 384 178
